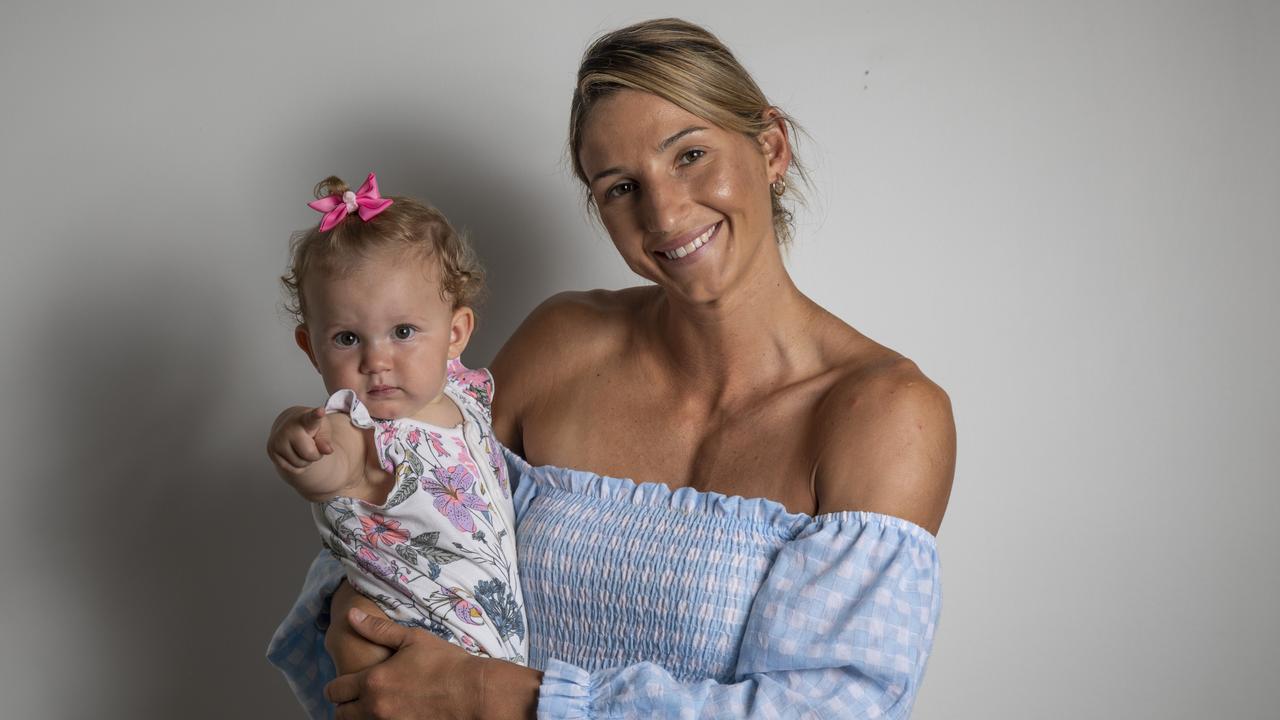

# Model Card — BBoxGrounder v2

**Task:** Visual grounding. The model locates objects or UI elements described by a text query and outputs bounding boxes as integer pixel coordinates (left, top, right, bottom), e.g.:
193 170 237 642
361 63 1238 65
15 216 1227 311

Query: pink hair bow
307 172 394 232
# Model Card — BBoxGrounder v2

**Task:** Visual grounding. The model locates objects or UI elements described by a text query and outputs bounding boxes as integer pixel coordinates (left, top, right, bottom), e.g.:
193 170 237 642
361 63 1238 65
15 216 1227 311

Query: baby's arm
267 406 366 502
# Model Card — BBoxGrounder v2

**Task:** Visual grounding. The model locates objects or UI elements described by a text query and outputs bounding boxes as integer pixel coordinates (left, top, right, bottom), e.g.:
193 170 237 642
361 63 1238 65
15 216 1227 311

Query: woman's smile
651 221 721 262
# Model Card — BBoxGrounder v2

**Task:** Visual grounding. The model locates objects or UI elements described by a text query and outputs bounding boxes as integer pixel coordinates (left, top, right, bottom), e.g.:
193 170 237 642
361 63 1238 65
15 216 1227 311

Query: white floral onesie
313 360 527 663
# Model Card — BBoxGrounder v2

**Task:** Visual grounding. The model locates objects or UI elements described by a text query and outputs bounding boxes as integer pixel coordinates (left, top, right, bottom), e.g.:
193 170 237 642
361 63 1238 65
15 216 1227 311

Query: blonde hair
282 176 485 324
569 18 808 244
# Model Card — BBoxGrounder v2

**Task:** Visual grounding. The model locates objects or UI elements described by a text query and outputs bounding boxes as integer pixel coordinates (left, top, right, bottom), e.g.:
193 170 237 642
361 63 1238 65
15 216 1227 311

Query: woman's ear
294 325 320 370
757 107 792 182
447 306 476 360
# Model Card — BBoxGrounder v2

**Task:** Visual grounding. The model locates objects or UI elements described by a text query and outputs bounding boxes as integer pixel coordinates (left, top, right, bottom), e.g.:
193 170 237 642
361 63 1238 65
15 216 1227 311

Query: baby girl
266 173 526 674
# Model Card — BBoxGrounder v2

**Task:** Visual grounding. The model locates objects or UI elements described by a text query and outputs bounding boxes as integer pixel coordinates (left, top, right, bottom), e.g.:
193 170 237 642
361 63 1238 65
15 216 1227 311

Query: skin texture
321 90 956 719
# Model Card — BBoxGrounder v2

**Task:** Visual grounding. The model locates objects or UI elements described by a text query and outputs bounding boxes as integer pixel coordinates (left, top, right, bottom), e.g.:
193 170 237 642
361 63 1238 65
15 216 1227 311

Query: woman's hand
325 608 478 720
325 608 541 720
326 581 393 675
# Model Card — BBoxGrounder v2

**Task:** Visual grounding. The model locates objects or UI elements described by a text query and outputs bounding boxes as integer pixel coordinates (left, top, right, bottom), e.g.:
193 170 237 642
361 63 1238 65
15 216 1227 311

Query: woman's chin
658 275 733 307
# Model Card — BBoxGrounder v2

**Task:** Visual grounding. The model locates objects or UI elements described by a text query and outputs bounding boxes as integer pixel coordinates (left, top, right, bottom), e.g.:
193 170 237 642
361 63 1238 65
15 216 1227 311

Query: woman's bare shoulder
811 339 956 534
496 287 649 363
489 287 653 440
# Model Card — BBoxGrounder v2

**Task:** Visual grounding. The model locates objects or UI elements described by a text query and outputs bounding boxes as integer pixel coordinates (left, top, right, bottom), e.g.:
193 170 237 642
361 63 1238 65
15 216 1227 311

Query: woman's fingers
322 616 478 720
347 608 413 650
325 670 363 705
333 702 371 720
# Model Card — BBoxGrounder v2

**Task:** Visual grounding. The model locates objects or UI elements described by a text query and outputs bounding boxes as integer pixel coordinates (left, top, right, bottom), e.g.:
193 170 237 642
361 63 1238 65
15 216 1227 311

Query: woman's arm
534 511 942 719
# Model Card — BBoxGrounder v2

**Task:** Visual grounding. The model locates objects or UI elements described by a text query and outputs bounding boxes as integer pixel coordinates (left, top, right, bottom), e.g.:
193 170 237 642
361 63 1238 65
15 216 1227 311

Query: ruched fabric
268 448 942 719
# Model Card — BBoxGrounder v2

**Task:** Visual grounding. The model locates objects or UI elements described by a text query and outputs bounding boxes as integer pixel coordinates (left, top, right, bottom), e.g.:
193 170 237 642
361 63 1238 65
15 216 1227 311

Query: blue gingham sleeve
266 551 343 720
538 512 942 719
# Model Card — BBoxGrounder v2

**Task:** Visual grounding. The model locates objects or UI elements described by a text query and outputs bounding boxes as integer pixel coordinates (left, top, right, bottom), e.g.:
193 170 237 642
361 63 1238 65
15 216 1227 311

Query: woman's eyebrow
589 126 710 185
657 126 707 152
590 166 624 184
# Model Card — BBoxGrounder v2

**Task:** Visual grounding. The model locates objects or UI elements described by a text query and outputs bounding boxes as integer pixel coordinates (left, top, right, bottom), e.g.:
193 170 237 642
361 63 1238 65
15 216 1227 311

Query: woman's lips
654 221 720 262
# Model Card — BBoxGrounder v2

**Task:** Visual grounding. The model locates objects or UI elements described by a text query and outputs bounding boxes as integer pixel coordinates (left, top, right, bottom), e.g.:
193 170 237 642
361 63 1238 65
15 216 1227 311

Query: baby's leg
326 581 393 674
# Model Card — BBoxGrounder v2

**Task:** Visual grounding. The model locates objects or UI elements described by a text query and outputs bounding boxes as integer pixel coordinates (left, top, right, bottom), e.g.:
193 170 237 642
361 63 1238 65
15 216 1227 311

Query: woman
269 17 955 719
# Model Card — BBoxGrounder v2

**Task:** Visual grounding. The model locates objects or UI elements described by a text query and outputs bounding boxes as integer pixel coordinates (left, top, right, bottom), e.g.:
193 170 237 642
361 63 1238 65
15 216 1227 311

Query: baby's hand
267 405 334 476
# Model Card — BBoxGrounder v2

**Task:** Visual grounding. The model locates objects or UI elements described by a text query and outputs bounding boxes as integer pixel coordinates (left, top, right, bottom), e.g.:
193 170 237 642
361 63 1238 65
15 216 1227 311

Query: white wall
1 1 1276 717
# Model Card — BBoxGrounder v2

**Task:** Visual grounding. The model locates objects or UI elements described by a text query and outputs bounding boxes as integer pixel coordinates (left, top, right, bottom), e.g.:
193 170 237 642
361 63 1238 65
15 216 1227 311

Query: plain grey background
1 1 1277 718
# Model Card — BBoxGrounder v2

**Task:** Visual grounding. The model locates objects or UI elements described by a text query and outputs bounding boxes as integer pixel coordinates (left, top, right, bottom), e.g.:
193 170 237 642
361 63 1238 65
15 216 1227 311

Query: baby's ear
294 325 320 370
447 306 476 359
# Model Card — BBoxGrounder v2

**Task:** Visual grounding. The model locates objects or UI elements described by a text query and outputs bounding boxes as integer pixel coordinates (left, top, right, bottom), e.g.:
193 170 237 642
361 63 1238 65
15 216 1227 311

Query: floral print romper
312 360 527 663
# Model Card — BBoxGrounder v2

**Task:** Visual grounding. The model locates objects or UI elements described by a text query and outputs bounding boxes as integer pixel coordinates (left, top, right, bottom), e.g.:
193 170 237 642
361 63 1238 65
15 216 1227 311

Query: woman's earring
770 177 787 197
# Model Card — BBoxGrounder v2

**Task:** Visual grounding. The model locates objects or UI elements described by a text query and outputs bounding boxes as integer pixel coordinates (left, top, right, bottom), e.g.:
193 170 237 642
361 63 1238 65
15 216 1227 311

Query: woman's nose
639 177 685 234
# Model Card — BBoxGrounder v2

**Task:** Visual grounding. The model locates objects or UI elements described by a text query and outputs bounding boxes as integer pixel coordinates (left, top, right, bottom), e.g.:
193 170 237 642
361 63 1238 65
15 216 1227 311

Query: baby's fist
267 406 333 474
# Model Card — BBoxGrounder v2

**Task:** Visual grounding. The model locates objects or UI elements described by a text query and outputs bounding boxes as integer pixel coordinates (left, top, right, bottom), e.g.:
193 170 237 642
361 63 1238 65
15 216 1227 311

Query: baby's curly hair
282 176 485 325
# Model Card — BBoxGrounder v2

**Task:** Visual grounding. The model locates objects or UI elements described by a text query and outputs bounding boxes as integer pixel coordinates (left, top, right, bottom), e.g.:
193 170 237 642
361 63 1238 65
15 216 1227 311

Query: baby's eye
333 331 359 347
679 148 706 165
393 325 417 340
605 181 636 199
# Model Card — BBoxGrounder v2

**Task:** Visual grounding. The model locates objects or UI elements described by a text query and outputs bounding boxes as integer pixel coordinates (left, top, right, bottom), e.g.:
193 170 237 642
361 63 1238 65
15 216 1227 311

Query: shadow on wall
29 125 564 718
28 249 303 718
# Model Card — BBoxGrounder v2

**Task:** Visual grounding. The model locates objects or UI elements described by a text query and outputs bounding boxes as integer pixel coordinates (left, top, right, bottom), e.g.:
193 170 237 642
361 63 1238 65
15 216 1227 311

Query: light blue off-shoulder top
268 448 942 719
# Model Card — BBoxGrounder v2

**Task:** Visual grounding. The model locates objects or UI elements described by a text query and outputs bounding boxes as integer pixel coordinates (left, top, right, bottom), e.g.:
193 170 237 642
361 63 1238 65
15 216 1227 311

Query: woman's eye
334 331 359 347
393 325 416 340
679 148 706 165
605 181 636 199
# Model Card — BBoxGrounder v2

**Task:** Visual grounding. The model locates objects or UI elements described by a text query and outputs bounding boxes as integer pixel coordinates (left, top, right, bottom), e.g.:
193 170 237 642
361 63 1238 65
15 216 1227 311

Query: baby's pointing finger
301 406 327 433
306 407 336 455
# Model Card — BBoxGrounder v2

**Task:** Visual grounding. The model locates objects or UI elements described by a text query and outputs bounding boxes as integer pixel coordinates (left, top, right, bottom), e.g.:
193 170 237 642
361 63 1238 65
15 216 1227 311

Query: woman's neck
644 251 829 409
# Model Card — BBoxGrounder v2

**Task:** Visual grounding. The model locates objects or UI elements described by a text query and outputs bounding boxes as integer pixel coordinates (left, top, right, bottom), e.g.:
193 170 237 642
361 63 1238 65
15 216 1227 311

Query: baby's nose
359 345 392 373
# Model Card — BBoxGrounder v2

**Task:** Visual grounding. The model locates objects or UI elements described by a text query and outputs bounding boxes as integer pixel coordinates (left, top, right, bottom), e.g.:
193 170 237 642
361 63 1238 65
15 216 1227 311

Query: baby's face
296 250 472 421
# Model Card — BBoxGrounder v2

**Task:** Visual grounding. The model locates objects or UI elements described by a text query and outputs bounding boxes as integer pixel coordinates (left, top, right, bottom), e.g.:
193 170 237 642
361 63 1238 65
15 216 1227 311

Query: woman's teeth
661 223 717 260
